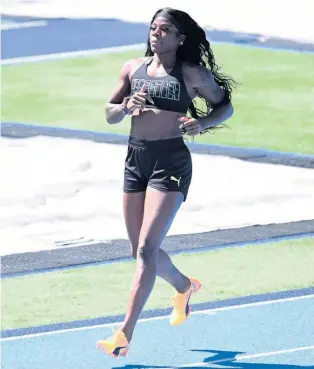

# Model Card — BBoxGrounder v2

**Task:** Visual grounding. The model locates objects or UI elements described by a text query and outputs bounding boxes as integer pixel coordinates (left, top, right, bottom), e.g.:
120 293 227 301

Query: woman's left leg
120 188 184 342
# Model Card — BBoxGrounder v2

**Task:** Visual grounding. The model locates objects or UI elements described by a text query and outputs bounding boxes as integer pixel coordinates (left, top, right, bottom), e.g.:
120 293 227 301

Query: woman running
97 7 236 358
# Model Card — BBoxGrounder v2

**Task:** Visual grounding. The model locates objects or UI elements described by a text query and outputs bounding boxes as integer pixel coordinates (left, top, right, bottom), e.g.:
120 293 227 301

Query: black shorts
124 136 192 201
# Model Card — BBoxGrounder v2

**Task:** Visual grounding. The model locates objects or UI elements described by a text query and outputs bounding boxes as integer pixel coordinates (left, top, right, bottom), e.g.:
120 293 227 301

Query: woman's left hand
178 117 203 136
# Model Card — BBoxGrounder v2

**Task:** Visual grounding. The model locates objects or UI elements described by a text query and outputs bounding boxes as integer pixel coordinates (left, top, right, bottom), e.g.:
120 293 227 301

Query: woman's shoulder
124 56 151 69
122 56 151 78
181 62 212 85
182 62 210 76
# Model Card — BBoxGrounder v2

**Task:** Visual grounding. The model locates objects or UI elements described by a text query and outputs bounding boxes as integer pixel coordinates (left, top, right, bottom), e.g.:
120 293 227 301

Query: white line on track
1 44 146 65
1 20 48 31
1 294 313 341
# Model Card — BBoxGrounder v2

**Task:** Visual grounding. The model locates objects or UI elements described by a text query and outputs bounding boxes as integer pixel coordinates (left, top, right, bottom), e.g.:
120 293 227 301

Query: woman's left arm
181 65 234 135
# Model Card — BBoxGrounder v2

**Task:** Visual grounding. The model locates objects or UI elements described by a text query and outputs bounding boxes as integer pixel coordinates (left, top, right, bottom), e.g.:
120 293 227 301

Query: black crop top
130 57 192 113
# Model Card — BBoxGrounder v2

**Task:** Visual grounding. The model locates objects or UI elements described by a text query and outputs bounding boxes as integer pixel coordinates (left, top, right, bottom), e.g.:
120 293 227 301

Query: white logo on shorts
170 176 181 187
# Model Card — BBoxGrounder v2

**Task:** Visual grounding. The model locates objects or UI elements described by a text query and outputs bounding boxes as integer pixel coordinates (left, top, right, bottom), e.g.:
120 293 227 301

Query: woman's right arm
105 58 153 124
105 60 133 124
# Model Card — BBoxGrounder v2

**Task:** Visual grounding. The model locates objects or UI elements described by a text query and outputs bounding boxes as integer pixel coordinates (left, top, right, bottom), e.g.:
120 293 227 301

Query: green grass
2 44 314 154
2 237 313 330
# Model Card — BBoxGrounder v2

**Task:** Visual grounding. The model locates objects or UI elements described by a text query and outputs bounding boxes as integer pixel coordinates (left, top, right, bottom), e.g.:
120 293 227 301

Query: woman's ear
180 34 186 45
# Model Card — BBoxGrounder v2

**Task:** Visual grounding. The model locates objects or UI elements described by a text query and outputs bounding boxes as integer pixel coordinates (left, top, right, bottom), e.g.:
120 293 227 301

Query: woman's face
149 16 182 53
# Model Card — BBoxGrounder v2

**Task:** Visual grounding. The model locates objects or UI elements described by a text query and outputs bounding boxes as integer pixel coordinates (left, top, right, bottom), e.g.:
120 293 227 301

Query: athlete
97 7 236 358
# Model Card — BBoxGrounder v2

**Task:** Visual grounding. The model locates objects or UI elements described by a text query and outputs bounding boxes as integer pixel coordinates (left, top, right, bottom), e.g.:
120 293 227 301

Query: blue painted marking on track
2 296 314 368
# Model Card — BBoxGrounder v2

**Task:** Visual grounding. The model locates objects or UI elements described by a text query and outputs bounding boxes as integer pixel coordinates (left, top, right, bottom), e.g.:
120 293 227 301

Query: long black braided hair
145 7 238 133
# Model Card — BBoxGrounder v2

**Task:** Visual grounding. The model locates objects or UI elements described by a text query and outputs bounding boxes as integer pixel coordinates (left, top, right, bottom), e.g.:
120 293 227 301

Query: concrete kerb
2 122 314 168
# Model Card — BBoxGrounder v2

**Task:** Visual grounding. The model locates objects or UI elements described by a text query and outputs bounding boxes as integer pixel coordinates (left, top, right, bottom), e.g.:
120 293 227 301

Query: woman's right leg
123 192 191 294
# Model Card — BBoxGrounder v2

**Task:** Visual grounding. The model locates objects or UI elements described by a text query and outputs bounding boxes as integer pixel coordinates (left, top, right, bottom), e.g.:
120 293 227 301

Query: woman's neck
153 50 177 70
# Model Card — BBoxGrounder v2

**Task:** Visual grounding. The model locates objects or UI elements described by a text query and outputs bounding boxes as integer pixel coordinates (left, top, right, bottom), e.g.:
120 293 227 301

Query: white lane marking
1 294 313 341
1 20 47 31
1 44 146 65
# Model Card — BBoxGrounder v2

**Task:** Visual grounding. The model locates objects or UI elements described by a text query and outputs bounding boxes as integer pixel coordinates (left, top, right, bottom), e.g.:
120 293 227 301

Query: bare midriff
130 108 187 140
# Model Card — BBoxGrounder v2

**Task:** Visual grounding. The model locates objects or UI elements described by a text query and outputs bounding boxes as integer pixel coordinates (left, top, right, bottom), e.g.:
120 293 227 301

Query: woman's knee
137 239 158 264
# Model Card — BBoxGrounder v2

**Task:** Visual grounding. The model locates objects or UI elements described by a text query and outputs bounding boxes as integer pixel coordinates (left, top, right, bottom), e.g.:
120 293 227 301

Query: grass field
2 237 314 330
2 44 314 154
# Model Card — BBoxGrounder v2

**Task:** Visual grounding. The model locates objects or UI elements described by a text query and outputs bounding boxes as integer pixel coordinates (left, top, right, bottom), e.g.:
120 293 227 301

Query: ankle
120 327 133 343
177 276 191 294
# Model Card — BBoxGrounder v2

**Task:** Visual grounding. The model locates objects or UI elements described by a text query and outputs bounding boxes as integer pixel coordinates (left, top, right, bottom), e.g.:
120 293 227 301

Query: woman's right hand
127 84 154 112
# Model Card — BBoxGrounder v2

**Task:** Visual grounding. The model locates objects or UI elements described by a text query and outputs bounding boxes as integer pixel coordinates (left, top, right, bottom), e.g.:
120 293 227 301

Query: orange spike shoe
170 277 202 326
96 330 130 358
